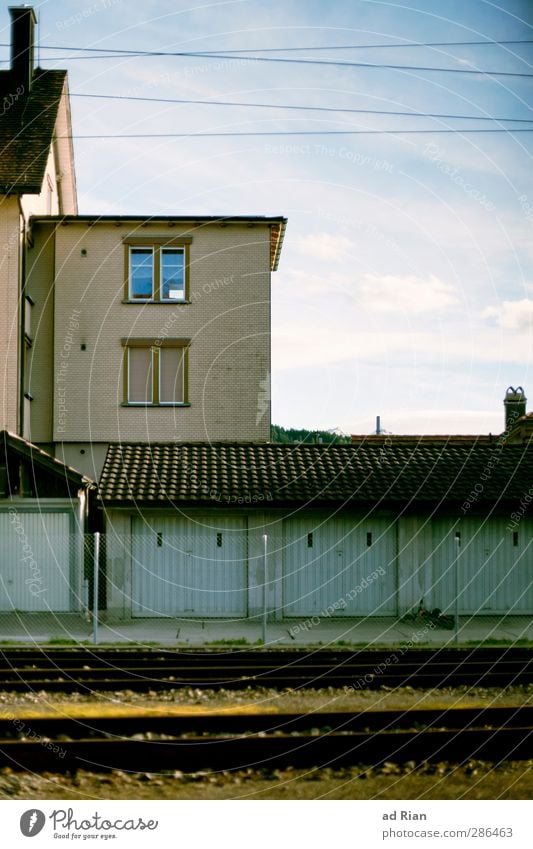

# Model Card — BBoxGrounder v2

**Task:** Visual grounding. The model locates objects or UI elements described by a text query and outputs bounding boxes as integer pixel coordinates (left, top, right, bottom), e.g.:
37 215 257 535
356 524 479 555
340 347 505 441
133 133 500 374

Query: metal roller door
431 518 533 614
282 516 397 617
0 512 73 611
131 516 248 617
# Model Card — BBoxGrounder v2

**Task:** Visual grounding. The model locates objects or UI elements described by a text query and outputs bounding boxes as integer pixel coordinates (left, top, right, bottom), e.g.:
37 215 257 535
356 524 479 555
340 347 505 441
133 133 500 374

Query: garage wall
131 515 247 618
0 502 82 612
430 517 533 615
103 508 533 621
281 515 397 617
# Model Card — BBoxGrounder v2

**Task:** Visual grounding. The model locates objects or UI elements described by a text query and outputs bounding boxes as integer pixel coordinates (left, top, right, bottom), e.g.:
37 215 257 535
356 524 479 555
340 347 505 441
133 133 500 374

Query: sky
1 0 532 436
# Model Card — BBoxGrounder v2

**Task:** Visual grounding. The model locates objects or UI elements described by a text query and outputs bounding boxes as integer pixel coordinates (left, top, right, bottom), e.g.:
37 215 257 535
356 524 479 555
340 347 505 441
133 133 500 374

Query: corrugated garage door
131 516 248 617
0 512 73 611
282 516 397 617
431 518 533 614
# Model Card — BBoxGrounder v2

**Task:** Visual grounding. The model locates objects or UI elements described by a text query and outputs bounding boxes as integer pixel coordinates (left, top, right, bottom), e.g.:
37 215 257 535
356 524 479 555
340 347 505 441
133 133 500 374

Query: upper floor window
122 338 190 406
124 236 191 303
130 248 154 299
161 248 185 300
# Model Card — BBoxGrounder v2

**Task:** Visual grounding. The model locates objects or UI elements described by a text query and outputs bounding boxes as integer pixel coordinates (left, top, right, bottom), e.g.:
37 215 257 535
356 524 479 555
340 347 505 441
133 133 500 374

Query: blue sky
2 0 532 435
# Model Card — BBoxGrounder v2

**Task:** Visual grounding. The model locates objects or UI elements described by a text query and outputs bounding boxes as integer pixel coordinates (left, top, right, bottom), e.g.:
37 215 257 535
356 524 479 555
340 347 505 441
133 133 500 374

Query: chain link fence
0 532 104 645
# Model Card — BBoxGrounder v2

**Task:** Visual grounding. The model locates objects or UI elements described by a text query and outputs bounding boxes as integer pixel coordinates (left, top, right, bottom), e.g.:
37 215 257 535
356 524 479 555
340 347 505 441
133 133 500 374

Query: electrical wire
70 91 533 123
3 38 533 54
61 128 533 139
1 43 532 76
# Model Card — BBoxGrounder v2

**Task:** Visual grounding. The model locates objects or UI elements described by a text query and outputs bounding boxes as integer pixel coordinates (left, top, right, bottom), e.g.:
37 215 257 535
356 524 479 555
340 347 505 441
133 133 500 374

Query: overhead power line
2 38 533 56
1 43 532 77
157 39 533 52
61 128 533 139
71 91 533 123
77 51 533 77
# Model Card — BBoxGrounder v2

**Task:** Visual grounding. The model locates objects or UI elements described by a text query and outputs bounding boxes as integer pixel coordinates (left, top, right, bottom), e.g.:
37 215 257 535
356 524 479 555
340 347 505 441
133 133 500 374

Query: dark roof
98 441 533 508
0 69 66 193
0 430 93 487
30 214 287 270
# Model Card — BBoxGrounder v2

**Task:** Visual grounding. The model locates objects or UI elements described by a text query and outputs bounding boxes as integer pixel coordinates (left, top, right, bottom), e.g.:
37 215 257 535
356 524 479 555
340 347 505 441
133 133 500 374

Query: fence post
262 533 268 645
93 531 100 646
454 531 461 645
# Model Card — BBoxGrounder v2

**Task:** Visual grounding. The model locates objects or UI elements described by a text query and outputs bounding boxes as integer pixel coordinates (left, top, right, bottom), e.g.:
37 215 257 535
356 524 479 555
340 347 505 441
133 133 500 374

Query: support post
262 533 268 645
454 531 461 646
93 531 100 646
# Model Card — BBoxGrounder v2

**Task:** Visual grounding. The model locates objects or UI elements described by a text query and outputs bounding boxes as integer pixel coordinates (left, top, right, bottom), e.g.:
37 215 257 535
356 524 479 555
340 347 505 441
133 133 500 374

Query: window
130 248 154 300
123 339 190 405
124 237 191 302
161 249 185 300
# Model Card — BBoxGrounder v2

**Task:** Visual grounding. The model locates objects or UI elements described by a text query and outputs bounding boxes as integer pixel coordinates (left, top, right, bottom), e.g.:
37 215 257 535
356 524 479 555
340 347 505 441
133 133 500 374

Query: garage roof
98 441 533 508
0 431 93 493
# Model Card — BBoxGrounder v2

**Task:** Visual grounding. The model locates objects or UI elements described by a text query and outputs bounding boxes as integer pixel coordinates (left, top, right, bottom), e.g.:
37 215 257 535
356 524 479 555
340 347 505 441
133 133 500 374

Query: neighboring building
0 431 92 613
0 7 86 616
0 6 77 437
98 439 533 620
25 214 285 479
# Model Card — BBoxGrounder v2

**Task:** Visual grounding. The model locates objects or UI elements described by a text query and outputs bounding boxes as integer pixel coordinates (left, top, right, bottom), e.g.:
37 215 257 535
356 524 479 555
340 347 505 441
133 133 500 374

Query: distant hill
270 424 351 444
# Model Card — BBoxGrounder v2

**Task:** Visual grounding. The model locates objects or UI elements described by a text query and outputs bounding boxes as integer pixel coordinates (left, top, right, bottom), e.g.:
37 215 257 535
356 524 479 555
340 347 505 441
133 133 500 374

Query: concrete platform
0 613 531 646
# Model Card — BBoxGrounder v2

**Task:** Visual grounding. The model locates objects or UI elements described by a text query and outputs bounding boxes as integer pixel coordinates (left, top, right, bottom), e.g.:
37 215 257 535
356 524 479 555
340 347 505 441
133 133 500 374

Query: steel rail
0 647 531 691
1 706 532 772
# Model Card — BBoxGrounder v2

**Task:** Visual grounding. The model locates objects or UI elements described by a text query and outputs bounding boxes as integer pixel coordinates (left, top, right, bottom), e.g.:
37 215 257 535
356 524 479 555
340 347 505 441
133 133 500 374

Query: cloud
294 232 353 262
355 273 459 314
483 299 533 332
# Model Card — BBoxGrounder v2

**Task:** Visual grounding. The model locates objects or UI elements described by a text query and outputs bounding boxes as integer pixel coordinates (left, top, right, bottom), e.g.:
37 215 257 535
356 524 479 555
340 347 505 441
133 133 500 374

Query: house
0 8 90 616
0 5 77 438
0 6 288 622
25 214 285 480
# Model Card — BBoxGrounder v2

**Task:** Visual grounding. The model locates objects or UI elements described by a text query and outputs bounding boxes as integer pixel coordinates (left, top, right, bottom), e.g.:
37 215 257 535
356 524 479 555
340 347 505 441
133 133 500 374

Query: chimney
504 386 527 431
9 5 37 94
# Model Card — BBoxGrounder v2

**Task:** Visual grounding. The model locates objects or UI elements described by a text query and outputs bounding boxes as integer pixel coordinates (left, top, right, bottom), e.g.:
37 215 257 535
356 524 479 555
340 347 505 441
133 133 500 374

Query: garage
431 517 533 614
131 515 248 617
0 510 75 612
282 516 397 617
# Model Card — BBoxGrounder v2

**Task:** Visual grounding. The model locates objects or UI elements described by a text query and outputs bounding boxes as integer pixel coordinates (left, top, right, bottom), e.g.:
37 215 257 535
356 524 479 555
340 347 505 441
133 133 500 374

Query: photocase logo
20 809 46 837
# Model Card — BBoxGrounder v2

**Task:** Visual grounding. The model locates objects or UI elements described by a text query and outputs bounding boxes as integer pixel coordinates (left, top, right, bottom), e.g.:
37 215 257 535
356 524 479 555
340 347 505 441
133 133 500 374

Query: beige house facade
0 7 77 438
25 216 285 478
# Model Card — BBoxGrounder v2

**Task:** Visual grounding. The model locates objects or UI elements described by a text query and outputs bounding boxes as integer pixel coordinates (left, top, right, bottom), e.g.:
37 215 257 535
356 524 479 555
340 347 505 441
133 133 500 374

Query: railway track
0 647 532 692
0 706 532 773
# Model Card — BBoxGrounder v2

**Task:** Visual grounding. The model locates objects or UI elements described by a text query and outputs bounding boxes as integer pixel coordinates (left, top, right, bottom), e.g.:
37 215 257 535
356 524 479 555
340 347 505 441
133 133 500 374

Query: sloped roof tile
0 69 66 193
98 441 533 507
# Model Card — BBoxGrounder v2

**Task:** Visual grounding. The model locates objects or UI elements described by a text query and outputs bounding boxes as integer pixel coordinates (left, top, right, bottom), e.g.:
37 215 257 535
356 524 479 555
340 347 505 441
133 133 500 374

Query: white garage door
0 512 73 611
431 518 533 614
282 516 397 617
131 516 248 617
